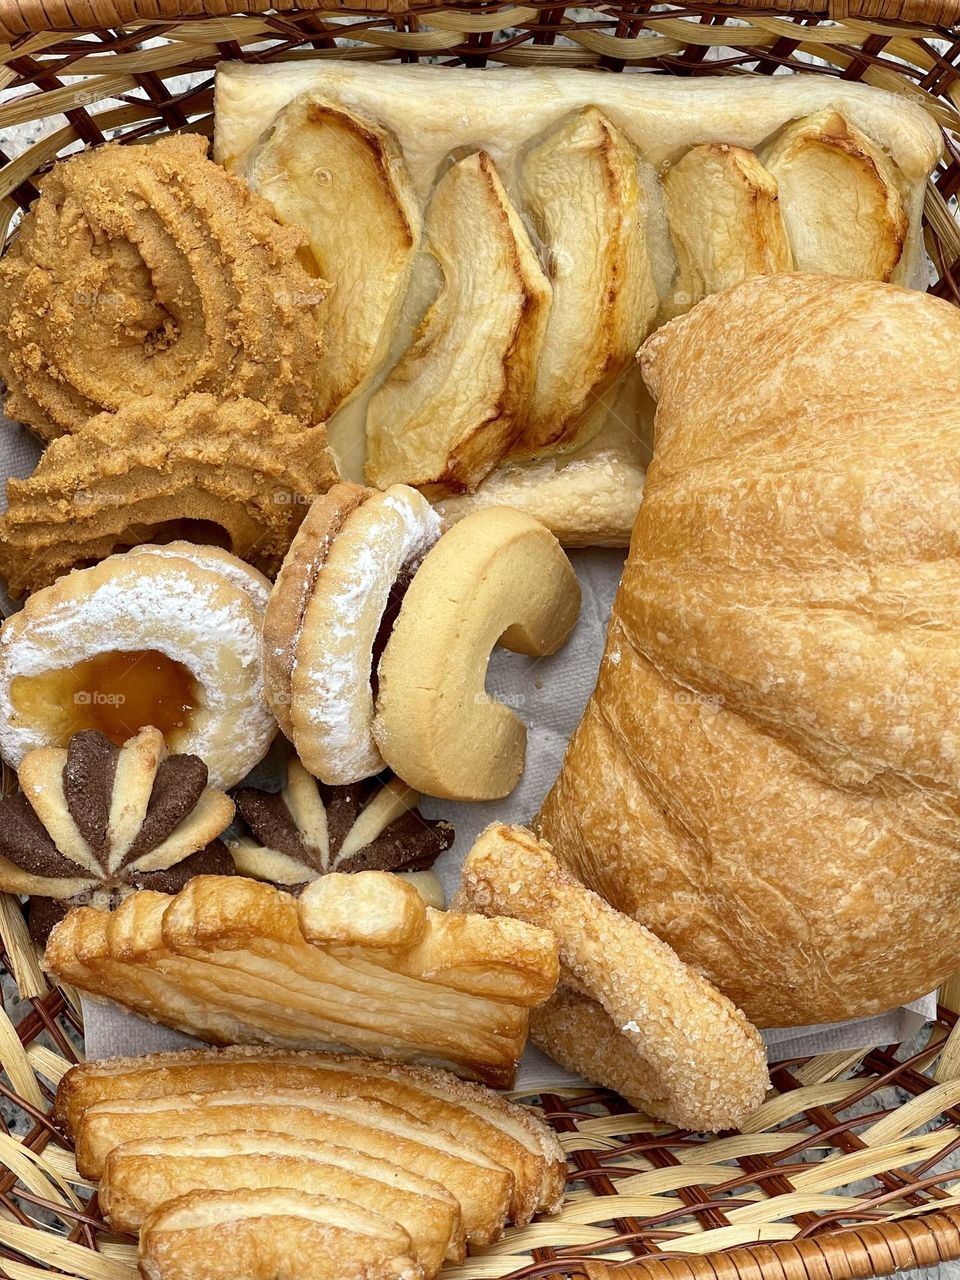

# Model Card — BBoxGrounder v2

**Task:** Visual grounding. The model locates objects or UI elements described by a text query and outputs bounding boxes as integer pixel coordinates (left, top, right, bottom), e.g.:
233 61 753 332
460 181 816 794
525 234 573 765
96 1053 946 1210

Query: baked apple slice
366 150 551 495
515 107 658 457
663 143 792 312
244 95 421 420
759 109 906 281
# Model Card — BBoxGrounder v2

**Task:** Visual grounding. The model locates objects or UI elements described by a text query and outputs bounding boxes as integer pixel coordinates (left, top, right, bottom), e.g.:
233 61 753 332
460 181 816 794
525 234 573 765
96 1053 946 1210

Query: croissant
537 274 960 1028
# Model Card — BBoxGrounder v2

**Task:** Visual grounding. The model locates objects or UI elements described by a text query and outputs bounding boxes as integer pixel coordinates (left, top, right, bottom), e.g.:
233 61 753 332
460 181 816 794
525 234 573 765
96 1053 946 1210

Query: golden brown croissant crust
538 274 960 1028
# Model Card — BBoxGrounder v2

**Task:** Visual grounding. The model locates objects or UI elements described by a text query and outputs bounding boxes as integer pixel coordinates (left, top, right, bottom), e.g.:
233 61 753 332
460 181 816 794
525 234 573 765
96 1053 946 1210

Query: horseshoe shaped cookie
373 507 580 801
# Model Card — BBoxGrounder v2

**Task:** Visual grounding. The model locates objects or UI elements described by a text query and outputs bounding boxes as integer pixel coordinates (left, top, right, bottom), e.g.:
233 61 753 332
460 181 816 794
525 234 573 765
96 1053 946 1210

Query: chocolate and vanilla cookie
0 726 235 943
230 754 452 907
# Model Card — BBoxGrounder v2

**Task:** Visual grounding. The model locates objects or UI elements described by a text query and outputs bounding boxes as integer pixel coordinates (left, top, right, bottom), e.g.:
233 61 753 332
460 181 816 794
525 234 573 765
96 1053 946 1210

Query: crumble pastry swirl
0 135 327 441
0 726 235 944
231 754 452 904
0 394 338 598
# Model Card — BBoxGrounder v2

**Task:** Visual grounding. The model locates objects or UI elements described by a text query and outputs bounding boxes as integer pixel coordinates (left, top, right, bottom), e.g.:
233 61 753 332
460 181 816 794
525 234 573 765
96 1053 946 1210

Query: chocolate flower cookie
0 726 235 943
230 756 453 903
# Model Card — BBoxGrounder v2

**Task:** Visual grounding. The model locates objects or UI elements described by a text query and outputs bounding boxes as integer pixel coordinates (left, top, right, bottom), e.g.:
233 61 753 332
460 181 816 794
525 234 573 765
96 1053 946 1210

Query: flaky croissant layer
539 274 960 1028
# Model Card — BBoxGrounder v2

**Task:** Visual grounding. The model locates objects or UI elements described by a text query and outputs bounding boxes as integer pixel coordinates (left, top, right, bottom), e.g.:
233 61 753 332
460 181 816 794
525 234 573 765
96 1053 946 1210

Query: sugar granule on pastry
455 823 768 1133
0 134 327 441
0 394 339 597
231 753 451 906
0 726 234 944
0 546 275 789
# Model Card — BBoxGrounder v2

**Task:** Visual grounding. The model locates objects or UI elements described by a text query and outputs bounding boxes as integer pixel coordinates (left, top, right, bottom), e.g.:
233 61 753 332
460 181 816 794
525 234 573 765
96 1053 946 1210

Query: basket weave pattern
3 2 960 1277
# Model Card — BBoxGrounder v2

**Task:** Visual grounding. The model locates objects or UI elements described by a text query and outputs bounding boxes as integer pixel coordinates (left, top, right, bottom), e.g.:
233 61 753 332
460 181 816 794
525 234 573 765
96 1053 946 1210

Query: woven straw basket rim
3 4 960 1279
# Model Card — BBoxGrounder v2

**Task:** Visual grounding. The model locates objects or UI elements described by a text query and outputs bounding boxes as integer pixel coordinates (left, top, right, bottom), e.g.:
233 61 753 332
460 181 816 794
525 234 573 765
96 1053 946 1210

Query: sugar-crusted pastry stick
455 824 768 1132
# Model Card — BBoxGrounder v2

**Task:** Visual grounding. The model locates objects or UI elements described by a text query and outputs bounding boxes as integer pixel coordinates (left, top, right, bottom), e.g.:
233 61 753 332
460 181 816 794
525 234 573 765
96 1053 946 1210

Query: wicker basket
3 3 960 1280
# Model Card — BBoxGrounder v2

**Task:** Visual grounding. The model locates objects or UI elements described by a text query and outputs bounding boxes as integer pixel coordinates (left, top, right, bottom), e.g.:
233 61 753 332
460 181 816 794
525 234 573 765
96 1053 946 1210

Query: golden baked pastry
374 507 581 800
538 274 960 1028
759 111 906 280
138 1188 421 1280
217 62 941 546
263 483 442 784
56 1047 565 1227
78 1090 513 1247
230 753 450 907
0 135 326 442
663 143 792 312
456 825 767 1132
365 151 551 494
0 726 234 944
0 394 338 597
244 95 421 420
103 1133 461 1274
515 107 657 457
0 546 274 789
43 871 559 1084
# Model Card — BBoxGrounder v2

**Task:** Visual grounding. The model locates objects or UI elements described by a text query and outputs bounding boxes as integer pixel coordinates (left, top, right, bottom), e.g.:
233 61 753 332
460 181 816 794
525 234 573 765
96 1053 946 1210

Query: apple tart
217 62 940 545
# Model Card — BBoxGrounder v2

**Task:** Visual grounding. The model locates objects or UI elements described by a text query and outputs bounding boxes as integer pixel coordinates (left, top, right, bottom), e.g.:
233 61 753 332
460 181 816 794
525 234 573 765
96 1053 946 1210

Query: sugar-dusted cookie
0 546 275 788
263 482 442 784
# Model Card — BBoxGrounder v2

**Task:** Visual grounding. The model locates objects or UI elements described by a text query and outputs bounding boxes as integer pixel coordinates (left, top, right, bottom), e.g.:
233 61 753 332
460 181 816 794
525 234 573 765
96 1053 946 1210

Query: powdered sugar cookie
0 546 275 789
263 483 442 784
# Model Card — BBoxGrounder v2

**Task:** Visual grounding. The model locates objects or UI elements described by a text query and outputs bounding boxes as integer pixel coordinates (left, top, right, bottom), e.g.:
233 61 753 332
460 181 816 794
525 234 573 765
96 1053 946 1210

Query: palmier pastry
0 394 338 597
0 726 234 944
103 1133 462 1273
231 753 451 907
455 824 768 1133
0 135 326 441
263 482 442 784
79 1091 511 1247
0 546 275 788
138 1188 421 1280
44 871 558 1086
56 1047 565 1228
374 507 580 800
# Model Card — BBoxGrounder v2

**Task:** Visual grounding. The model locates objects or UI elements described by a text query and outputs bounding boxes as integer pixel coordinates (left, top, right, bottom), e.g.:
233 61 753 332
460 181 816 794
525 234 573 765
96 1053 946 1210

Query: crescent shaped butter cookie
373 508 580 800
455 823 769 1133
263 483 442 784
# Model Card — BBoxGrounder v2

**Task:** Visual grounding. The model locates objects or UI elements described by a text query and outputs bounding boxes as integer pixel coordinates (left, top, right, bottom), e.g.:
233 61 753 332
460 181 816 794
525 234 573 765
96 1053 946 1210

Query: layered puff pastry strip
55 1047 565 1224
138 1188 422 1280
455 824 768 1133
43 872 559 1086
216 61 941 545
537 274 960 1029
76 1091 513 1246
103 1133 462 1275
